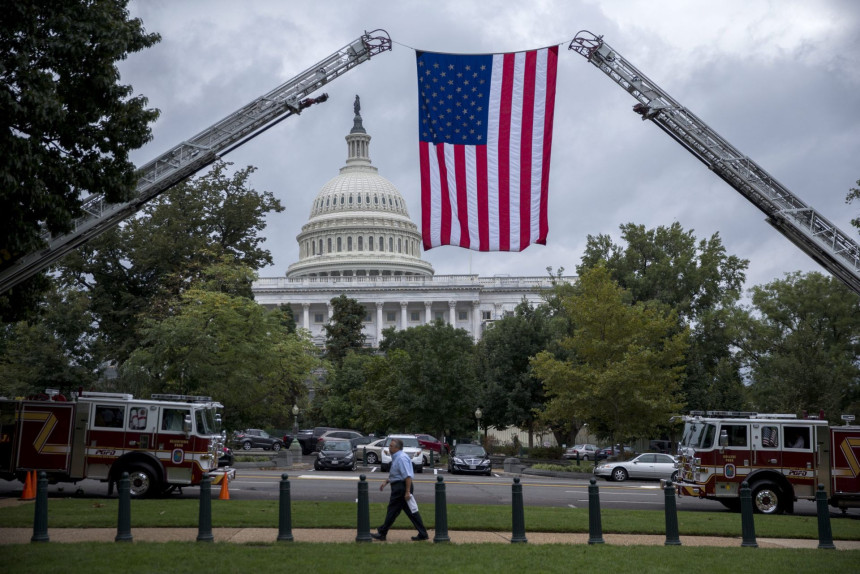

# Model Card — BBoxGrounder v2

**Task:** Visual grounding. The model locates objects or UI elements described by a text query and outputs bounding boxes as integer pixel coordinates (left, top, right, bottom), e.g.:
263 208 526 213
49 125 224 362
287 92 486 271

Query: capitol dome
286 98 434 278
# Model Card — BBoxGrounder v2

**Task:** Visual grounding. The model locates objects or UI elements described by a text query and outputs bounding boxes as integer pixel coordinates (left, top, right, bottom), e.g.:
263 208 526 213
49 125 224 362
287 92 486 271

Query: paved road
2 465 857 519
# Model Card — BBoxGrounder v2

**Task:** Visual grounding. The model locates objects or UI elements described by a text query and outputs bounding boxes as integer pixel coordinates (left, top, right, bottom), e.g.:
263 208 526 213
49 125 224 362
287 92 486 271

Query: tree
531 266 688 444
0 0 160 321
474 300 552 447
732 272 860 422
577 222 748 411
378 322 479 439
119 269 318 429
846 178 860 230
58 161 283 363
324 295 366 366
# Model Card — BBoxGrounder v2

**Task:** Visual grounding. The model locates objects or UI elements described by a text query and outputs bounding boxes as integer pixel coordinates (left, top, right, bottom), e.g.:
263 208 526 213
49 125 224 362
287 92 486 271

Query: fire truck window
162 408 189 432
785 426 809 449
761 425 780 448
722 424 748 447
698 424 716 449
94 406 124 428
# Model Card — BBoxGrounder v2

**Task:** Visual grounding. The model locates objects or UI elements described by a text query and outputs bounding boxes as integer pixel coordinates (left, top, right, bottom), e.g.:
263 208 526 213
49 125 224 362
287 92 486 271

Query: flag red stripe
476 145 489 251
538 46 558 244
519 50 537 251
454 145 470 248
435 144 452 246
419 141 433 250
497 53 515 252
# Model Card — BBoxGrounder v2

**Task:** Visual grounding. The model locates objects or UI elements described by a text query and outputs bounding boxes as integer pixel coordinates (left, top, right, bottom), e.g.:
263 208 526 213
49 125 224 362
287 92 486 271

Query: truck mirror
183 414 192 434
719 429 728 448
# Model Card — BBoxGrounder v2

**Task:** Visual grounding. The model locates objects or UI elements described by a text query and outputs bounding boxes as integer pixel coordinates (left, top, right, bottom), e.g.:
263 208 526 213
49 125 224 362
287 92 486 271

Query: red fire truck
674 411 860 514
0 390 235 497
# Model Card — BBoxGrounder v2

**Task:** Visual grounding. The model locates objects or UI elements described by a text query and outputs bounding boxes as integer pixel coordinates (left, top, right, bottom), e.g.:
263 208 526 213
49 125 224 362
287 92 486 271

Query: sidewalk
1 527 858 548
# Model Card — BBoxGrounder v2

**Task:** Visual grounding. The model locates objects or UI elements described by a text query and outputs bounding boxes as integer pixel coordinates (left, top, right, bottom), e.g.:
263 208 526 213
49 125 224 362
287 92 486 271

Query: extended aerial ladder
570 31 860 295
0 30 392 294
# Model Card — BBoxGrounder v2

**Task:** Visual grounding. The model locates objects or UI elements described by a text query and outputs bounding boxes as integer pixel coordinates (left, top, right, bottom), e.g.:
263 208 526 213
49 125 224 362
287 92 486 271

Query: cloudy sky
120 0 860 292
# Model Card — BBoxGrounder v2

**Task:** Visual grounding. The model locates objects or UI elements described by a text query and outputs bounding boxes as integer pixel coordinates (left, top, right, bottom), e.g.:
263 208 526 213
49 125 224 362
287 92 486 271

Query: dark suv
234 429 284 451
289 426 334 455
314 429 367 452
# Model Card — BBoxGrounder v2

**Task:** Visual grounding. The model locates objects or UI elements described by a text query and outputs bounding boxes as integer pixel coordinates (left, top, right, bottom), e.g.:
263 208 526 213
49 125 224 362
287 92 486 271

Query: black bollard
197 475 214 542
663 480 681 546
115 472 133 542
363 446 367 466
429 449 435 468
815 483 835 549
576 451 580 467
739 481 757 548
277 473 294 542
587 478 604 544
31 471 49 543
510 477 527 543
355 474 371 542
433 476 450 543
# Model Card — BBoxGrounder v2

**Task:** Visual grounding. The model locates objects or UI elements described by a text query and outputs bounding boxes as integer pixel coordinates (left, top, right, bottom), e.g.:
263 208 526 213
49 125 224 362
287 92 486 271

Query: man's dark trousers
378 480 428 538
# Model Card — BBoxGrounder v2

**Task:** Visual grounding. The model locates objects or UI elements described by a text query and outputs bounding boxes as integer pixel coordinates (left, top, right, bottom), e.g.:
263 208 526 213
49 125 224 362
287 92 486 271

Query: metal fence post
197 475 214 542
815 483 835 549
277 473 294 542
31 471 49 543
739 481 757 548
510 477 527 543
356 474 371 542
588 478 604 544
115 472 133 542
663 480 681 546
434 476 450 543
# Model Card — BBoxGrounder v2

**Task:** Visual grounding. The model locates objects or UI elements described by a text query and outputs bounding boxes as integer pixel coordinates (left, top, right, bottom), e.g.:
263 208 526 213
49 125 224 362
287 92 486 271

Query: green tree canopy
531 266 688 444
732 272 860 422
324 295 366 366
1 0 160 321
577 222 748 412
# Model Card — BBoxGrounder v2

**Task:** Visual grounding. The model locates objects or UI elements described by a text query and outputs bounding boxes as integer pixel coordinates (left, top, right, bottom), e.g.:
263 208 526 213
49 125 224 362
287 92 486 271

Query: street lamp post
292 404 299 438
475 407 482 435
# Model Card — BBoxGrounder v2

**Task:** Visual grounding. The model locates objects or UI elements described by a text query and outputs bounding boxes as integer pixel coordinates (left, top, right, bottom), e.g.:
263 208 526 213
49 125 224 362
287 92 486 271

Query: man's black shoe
411 535 429 541
370 532 386 541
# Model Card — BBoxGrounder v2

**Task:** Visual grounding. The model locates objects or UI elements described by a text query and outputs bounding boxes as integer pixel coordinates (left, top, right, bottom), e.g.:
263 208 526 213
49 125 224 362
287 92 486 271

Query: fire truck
673 411 860 514
0 390 235 498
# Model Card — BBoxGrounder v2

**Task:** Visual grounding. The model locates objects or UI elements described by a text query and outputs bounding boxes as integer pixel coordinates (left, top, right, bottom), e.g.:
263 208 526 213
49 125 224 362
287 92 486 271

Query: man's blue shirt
389 449 414 482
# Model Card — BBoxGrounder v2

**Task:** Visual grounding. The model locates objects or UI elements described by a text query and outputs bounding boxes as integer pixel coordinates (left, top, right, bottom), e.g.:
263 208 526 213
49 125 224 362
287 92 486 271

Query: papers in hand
407 494 419 514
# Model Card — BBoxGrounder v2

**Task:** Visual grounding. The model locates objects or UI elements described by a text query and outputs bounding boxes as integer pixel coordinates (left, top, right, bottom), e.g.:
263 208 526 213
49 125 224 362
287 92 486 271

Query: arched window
398 238 402 253
357 195 361 204
319 239 323 255
366 194 370 204
340 195 345 205
349 195 353 204
389 237 394 252
312 241 315 255
382 196 386 205
358 236 363 250
379 236 384 251
347 237 353 251
327 238 332 253
337 237 342 252
326 198 330 206
369 236 374 251
375 195 379 204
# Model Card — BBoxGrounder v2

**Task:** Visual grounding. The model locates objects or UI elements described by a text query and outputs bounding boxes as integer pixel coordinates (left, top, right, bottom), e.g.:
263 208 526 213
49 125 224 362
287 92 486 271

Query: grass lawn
2 541 858 574
2 499 858 540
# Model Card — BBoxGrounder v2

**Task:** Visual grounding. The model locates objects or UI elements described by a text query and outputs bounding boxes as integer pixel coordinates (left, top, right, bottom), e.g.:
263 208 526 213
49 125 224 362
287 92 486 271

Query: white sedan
594 453 679 482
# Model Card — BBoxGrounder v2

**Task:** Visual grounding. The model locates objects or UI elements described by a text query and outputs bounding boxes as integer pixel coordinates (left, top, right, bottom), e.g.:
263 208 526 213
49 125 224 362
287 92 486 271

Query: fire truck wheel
127 464 159 498
611 467 628 482
751 481 784 514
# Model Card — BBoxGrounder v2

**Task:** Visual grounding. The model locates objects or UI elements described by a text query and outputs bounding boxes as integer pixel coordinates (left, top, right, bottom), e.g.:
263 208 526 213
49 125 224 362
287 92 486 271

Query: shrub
527 446 564 459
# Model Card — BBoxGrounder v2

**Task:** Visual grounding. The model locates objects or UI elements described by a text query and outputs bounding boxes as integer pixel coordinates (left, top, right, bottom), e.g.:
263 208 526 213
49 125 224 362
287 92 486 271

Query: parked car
315 429 366 452
350 435 375 450
217 446 234 467
448 443 492 475
562 444 599 460
355 437 387 465
291 426 335 455
416 433 449 454
594 453 679 482
380 434 424 473
313 439 356 471
597 445 636 460
233 429 284 451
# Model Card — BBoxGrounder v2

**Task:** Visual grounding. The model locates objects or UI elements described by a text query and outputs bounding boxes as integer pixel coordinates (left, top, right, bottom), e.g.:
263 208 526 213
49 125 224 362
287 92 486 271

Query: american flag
416 46 558 252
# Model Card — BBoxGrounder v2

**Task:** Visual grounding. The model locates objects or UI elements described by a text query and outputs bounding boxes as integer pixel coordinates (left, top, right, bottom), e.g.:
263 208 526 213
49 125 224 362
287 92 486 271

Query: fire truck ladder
569 31 860 295
0 30 392 294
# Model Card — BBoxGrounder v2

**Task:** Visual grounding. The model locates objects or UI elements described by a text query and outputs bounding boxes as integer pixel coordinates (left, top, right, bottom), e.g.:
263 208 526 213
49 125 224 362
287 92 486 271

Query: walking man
371 437 429 541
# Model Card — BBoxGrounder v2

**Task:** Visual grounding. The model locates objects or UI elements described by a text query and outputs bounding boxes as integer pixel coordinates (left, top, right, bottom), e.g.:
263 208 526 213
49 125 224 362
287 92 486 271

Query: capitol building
252 102 571 347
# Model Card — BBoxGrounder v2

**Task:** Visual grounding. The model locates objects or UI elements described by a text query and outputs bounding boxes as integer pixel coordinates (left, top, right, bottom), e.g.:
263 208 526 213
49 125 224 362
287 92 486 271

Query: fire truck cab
674 411 860 514
0 390 235 497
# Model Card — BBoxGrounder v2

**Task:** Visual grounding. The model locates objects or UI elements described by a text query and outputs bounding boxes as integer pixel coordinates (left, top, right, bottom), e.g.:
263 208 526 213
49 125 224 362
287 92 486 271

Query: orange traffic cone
218 471 230 500
19 470 35 501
